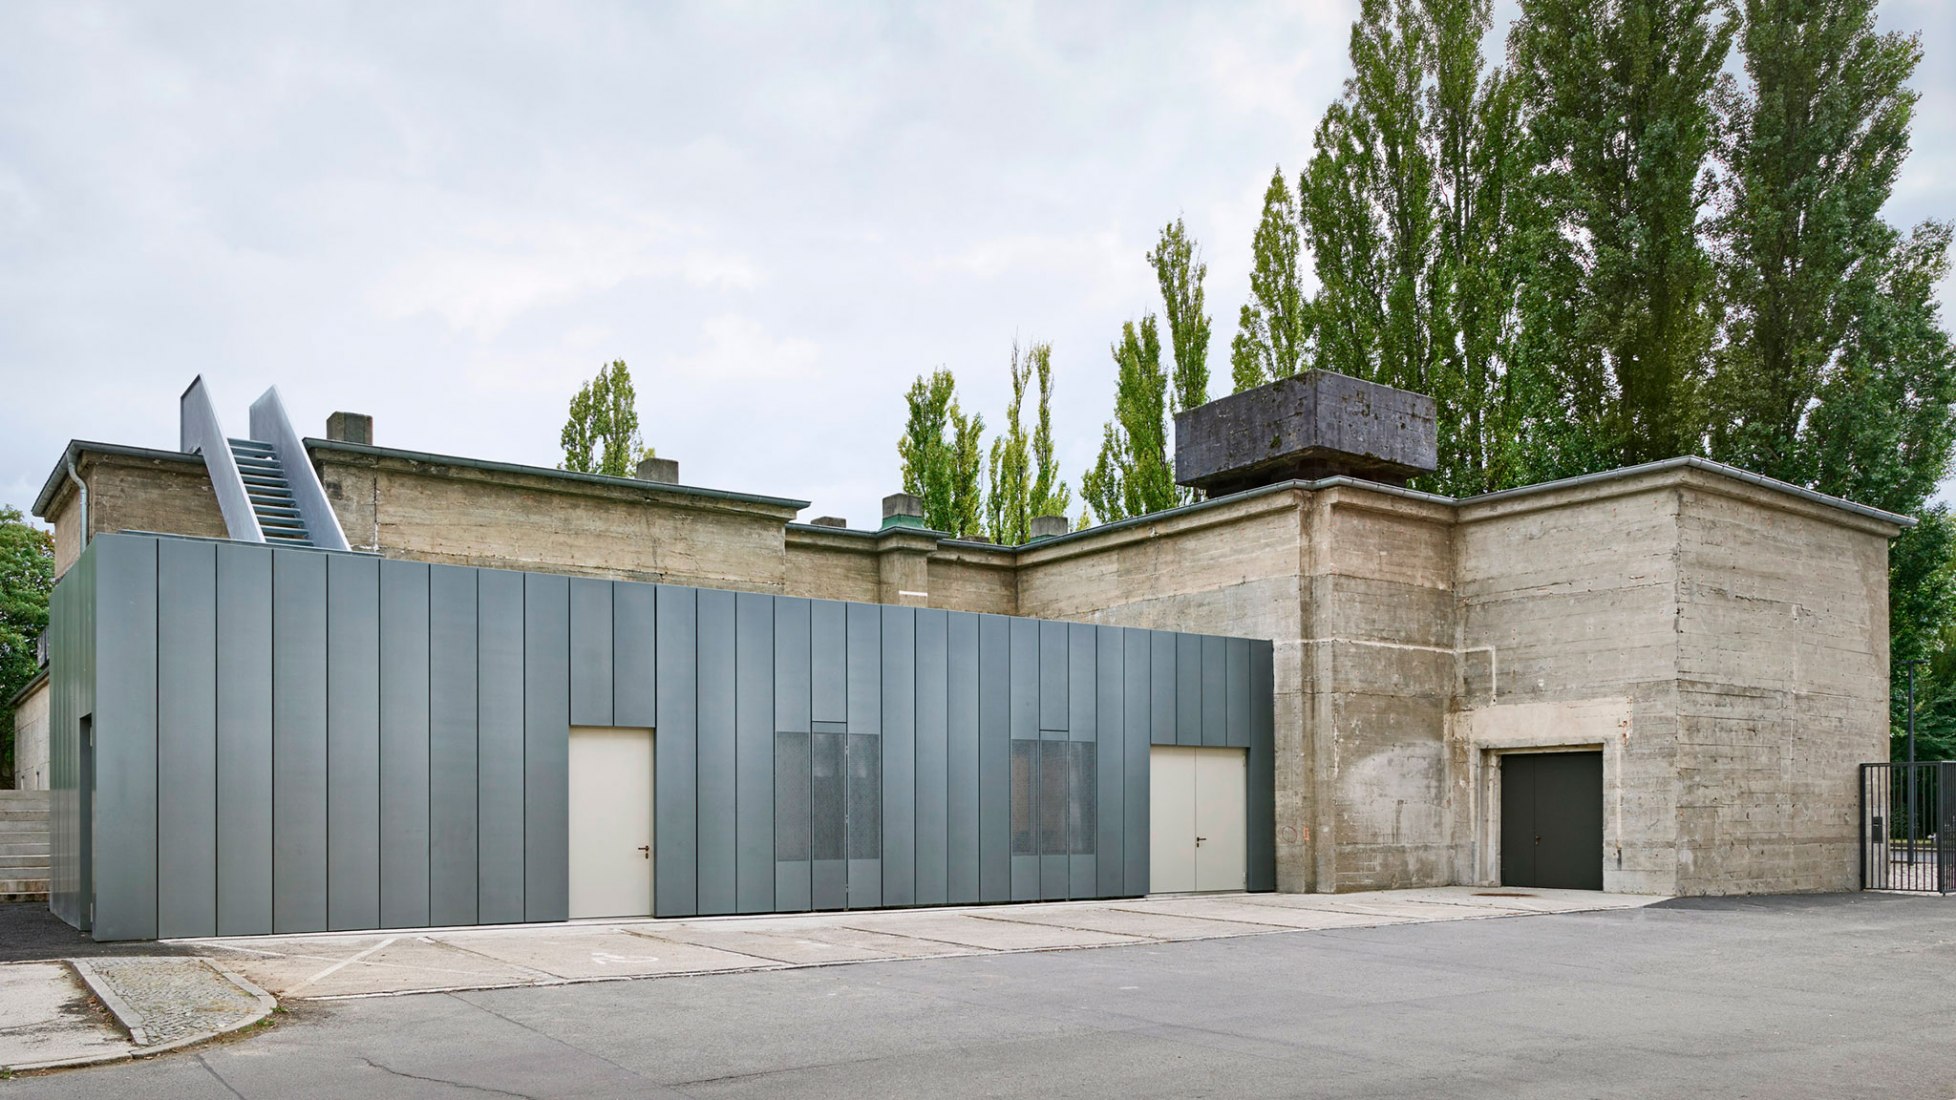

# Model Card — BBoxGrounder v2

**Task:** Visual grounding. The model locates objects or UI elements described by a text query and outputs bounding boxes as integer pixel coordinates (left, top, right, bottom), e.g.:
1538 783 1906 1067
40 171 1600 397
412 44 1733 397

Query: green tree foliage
1299 0 1544 494
1 507 54 785
1083 316 1178 524
985 342 1072 546
1149 218 1212 418
899 369 988 538
560 360 652 477
1513 0 1732 467
1230 168 1310 392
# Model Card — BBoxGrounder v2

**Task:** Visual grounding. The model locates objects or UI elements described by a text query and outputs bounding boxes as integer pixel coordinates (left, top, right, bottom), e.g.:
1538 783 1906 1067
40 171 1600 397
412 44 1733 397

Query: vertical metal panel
157 538 216 939
695 587 737 915
880 606 915 907
1068 740 1097 899
913 608 949 905
1124 627 1152 894
1247 641 1277 892
326 553 381 932
1068 624 1096 742
847 602 880 735
654 585 698 917
523 573 570 922
945 611 980 904
1150 631 1176 745
1039 739 1068 900
1010 617 1038 739
1201 636 1227 747
93 536 158 941
379 560 431 929
1011 737 1037 901
811 725 846 910
612 582 656 727
568 578 614 727
1225 638 1252 749
428 565 479 927
978 615 1011 902
272 548 327 934
774 730 811 911
810 600 846 723
1039 619 1068 731
215 542 272 936
846 731 881 908
735 593 775 913
1094 626 1124 898
1177 633 1203 746
476 568 526 925
773 598 811 733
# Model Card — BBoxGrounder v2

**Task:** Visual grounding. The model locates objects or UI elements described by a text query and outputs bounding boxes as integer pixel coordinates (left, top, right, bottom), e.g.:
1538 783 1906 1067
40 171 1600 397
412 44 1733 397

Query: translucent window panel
1011 741 1036 855
1069 743 1097 856
774 732 811 861
811 731 845 861
1039 740 1069 856
847 734 881 860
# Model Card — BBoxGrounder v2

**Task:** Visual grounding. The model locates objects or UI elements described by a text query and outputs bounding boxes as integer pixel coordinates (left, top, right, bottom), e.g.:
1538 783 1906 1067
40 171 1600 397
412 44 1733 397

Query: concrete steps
0 790 50 903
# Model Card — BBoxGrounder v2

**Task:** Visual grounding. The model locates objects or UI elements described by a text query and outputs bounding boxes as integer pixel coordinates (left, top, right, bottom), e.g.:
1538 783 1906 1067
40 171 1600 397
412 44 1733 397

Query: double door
1149 746 1246 893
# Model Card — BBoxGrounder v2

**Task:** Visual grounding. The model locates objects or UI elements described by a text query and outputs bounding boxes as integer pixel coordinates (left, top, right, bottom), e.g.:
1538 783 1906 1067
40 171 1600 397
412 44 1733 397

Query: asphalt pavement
8 892 1955 1099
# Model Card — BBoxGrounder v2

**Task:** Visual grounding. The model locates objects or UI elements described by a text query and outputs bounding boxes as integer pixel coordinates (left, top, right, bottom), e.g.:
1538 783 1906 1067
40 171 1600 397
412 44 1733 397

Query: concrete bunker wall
49 534 1275 941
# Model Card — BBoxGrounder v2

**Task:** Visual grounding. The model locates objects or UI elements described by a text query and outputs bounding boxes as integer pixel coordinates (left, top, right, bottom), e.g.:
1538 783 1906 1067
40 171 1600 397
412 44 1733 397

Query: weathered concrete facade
32 424 1902 896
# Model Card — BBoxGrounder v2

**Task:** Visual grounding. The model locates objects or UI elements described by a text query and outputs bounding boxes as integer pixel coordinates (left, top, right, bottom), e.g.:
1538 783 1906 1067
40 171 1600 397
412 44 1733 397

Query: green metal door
1499 751 1603 890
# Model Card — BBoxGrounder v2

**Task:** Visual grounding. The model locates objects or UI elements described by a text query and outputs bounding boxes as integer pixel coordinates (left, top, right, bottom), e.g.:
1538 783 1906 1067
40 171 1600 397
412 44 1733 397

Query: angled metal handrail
249 386 350 551
180 376 265 543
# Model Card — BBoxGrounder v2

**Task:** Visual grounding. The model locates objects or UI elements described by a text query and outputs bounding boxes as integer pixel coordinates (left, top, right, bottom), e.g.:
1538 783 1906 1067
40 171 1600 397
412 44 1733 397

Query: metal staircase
228 438 313 546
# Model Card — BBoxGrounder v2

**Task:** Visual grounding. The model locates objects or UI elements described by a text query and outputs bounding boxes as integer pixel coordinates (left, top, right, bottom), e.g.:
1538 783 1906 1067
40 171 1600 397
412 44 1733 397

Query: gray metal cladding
326 553 381 932
695 588 738 916
215 542 273 936
157 537 217 939
379 560 431 930
475 568 525 925
271 547 327 933
49 533 1276 941
654 585 698 917
428 565 479 928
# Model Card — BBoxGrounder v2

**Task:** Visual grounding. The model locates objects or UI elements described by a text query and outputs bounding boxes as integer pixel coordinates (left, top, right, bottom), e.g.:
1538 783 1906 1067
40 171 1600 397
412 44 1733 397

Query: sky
2 1 1952 529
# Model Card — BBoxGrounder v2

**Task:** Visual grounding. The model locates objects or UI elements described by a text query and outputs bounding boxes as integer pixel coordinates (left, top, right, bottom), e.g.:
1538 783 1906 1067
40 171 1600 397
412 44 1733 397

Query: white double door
568 727 655 919
1149 746 1247 894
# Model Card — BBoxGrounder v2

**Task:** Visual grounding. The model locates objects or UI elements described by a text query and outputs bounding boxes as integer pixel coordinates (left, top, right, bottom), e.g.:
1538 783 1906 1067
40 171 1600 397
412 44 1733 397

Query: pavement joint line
1102 906 1303 931
615 927 800 969
424 938 574 984
961 911 1172 942
285 936 396 994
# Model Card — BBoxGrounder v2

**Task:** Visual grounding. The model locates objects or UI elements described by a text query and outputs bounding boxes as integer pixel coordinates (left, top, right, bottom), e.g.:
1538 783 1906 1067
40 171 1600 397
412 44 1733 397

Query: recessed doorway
1499 750 1603 890
1149 746 1247 893
568 727 655 919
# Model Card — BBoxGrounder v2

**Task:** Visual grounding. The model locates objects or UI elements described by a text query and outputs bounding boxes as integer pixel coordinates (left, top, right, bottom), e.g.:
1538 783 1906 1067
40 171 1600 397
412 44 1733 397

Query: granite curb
5 957 277 1073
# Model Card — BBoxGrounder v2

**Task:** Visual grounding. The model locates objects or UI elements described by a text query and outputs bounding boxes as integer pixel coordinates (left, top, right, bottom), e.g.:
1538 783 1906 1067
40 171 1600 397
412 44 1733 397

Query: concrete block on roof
1174 371 1437 494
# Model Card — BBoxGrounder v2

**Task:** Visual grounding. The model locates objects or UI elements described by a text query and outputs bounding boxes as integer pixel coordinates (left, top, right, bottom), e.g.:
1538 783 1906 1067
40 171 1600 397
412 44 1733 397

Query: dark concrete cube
1173 371 1437 494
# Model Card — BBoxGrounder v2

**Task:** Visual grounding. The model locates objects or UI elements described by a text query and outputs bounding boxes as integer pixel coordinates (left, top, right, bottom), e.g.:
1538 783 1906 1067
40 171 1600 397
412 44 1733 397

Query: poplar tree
560 360 653 477
1149 219 1212 415
1512 0 1732 466
899 368 987 538
0 507 53 783
1230 167 1308 392
985 342 1072 546
1083 316 1177 524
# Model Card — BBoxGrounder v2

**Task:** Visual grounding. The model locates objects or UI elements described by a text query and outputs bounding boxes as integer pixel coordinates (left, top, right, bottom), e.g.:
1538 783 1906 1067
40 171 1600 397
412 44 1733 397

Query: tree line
896 0 1956 754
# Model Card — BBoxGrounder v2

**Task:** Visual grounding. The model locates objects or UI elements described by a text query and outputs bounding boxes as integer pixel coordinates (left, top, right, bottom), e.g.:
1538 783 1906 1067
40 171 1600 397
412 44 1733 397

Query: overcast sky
2 1 1952 528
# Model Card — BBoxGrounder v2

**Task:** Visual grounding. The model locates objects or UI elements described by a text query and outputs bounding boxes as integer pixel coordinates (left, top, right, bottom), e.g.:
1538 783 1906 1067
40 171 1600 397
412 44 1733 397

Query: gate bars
1860 762 1956 893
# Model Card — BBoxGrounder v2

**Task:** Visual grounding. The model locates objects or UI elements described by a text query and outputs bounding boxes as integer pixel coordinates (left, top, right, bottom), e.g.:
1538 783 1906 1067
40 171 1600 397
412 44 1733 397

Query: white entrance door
1149 746 1247 893
568 727 655 919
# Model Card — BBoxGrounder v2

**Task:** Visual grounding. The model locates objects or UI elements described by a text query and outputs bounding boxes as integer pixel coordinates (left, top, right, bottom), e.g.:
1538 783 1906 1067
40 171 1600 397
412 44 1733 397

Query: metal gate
1860 762 1956 893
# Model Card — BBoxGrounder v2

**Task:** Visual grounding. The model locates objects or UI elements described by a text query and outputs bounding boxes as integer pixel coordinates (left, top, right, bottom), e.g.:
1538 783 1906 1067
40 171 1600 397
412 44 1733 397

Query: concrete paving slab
1122 896 1418 930
647 924 908 965
204 935 538 999
975 904 1286 942
0 961 129 1070
439 928 782 983
838 911 1146 951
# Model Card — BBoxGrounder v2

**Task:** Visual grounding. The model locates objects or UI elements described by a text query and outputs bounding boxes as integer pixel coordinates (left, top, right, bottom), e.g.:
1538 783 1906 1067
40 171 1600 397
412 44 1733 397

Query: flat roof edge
304 438 812 513
1458 456 1915 529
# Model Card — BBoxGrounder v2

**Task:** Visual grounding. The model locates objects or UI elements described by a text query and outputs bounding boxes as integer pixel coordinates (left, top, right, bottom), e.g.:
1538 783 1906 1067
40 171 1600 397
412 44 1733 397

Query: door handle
637 845 651 859
1196 836 1207 847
